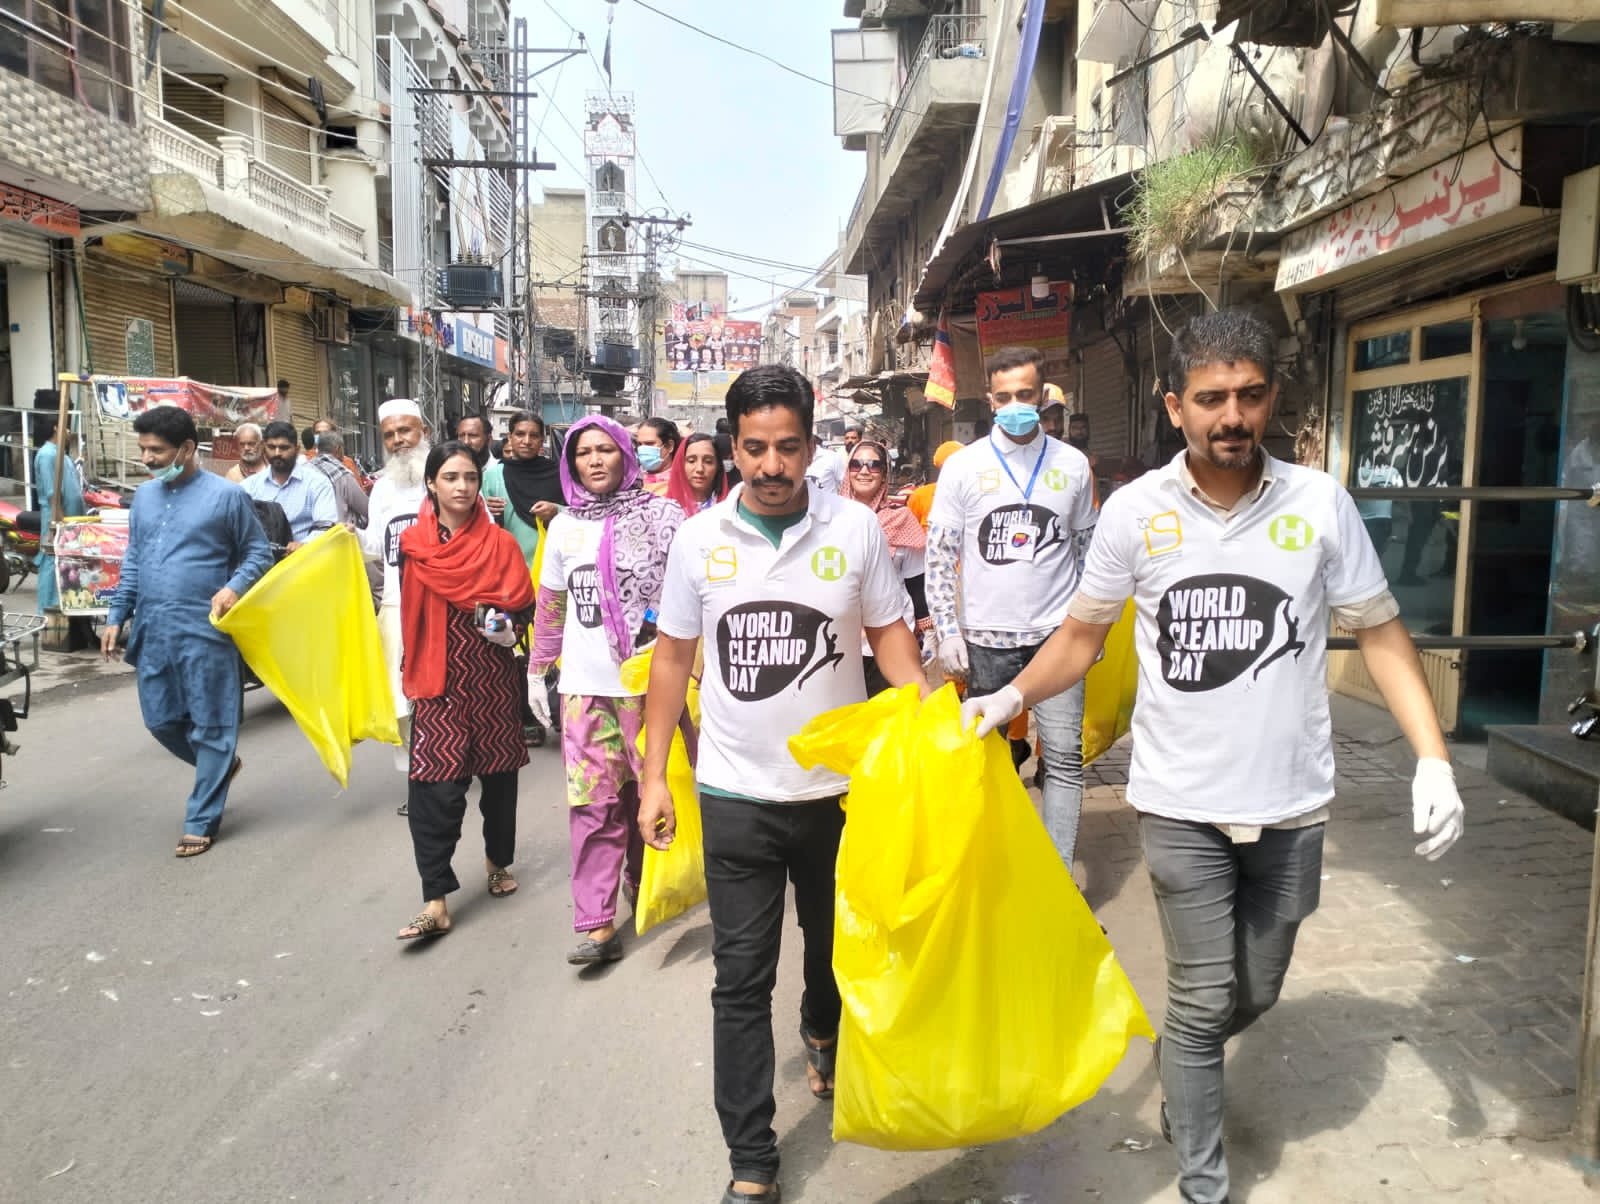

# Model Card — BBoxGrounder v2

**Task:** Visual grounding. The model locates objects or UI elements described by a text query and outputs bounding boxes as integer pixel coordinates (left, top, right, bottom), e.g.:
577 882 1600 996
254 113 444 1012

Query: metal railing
882 11 986 155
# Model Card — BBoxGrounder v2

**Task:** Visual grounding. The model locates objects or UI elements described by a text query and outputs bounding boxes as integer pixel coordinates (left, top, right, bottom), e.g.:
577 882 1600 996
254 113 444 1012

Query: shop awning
913 171 1138 313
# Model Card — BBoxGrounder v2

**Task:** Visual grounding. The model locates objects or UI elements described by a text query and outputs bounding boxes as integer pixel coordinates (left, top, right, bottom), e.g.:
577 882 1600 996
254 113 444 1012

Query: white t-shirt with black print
1076 452 1389 825
927 431 1096 637
657 485 908 802
540 510 630 698
361 476 427 609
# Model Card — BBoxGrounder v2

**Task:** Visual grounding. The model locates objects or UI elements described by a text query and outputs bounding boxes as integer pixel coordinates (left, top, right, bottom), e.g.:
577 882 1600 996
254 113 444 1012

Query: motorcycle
0 500 40 593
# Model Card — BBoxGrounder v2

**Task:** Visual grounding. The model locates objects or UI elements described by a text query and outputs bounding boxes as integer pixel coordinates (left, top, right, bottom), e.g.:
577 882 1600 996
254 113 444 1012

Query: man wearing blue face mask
101 405 274 858
926 344 1097 870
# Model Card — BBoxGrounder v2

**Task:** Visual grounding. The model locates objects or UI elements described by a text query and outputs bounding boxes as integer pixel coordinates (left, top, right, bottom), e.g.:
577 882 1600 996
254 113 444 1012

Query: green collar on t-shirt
737 498 808 549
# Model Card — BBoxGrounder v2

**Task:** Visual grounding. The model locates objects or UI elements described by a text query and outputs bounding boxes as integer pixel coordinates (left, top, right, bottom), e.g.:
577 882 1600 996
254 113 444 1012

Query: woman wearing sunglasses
842 439 929 692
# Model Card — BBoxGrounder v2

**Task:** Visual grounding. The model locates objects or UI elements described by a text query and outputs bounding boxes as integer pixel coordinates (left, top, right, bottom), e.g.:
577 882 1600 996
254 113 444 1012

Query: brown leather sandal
487 869 518 898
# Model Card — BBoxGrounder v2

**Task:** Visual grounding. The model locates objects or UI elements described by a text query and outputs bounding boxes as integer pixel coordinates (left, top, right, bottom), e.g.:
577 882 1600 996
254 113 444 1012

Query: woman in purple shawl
528 415 684 966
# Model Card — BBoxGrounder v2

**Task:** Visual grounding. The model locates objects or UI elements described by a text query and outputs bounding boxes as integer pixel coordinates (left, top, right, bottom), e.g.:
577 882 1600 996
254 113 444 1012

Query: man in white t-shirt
359 399 431 788
803 432 846 495
640 365 927 1204
927 344 1097 867
962 311 1465 1204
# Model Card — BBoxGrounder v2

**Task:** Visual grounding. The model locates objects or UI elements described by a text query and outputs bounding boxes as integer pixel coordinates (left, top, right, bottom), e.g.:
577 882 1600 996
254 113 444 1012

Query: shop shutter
174 282 239 385
1333 217 1560 323
262 95 314 185
1078 335 1129 460
270 307 326 428
161 78 226 147
0 224 51 271
82 265 175 376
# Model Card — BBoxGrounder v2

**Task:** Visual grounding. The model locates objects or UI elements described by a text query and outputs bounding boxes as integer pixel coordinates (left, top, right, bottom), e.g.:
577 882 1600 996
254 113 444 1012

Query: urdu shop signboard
1276 133 1529 293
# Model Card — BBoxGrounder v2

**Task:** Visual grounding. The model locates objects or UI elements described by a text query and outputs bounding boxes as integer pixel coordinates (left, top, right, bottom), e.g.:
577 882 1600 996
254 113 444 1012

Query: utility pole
617 212 689 419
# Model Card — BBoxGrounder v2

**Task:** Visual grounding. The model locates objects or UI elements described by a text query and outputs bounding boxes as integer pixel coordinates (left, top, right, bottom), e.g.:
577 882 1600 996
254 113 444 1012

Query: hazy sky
513 0 864 313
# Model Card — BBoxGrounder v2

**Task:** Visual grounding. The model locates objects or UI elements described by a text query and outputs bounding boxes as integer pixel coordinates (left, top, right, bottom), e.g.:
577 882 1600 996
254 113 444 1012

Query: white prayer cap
378 398 424 423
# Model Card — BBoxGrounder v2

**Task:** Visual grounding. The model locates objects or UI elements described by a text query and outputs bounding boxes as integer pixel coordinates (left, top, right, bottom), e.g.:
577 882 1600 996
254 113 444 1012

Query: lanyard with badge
989 433 1047 563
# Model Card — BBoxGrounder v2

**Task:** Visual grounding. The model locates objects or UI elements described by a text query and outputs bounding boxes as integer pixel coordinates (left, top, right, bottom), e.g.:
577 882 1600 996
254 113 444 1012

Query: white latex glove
527 672 553 729
480 621 518 649
1412 757 1464 860
961 684 1024 740
938 635 969 679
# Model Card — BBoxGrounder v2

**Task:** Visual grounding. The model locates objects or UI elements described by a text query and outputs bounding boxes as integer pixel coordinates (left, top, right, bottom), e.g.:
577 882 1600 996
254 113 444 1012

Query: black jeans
407 771 518 901
701 792 845 1187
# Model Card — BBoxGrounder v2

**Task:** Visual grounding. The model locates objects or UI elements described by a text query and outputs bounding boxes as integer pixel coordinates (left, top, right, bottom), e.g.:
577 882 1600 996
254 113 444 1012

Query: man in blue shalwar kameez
102 406 273 857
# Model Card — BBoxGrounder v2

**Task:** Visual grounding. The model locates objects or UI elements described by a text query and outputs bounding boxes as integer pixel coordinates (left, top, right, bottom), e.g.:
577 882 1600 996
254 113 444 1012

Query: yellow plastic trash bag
790 684 1154 1150
1082 599 1139 766
620 646 705 934
215 527 400 786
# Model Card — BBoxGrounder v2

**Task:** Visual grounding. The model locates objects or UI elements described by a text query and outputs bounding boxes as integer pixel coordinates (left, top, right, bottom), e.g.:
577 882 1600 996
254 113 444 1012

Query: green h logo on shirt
1268 514 1313 551
811 546 847 581
1043 468 1068 492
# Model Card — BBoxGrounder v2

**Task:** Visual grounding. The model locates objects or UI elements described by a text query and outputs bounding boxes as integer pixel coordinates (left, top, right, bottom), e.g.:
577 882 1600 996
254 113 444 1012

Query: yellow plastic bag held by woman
789 684 1154 1150
621 646 705 934
215 527 400 786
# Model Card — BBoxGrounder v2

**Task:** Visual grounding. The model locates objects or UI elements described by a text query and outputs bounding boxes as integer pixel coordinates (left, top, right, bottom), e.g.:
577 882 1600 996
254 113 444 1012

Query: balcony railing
881 11 986 156
147 118 371 263
149 119 224 184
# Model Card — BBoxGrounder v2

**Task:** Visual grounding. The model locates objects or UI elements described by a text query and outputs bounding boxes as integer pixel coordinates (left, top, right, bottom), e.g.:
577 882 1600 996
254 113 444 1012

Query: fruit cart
53 516 129 618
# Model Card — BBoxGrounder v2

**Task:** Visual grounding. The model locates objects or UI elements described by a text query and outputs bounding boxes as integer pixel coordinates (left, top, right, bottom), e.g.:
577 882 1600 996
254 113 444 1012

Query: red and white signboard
1276 132 1528 293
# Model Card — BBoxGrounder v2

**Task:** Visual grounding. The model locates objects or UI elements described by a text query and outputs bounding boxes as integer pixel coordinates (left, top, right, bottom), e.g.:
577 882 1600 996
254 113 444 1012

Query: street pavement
2 675 1597 1203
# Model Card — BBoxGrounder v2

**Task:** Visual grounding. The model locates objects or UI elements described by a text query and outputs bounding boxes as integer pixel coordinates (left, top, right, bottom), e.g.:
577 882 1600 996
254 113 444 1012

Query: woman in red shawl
395 440 535 940
842 439 931 694
664 430 729 516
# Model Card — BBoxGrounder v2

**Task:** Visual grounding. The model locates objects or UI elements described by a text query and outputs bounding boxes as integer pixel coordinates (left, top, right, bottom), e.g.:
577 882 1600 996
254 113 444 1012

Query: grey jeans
966 640 1086 867
1139 814 1326 1204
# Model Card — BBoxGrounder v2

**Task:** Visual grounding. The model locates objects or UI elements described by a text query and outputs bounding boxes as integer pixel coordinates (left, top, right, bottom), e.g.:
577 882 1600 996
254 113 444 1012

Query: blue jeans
1140 814 1325 1204
966 640 1086 867
149 719 239 838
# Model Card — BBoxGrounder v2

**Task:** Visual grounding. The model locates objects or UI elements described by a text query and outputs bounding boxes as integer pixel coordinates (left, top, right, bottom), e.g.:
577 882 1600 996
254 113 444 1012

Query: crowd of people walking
100 310 1468 1204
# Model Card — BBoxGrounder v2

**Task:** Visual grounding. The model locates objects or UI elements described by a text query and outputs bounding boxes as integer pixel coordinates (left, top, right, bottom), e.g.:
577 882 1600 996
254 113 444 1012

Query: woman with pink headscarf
841 438 930 692
529 415 684 966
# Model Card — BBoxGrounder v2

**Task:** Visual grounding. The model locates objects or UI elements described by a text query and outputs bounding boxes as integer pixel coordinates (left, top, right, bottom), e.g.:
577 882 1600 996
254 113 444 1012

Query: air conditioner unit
311 306 351 345
439 263 503 307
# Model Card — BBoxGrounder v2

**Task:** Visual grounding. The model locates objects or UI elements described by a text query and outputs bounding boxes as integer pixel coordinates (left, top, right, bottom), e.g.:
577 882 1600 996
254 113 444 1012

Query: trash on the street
1110 1137 1155 1153
42 1159 75 1180
1454 954 1478 964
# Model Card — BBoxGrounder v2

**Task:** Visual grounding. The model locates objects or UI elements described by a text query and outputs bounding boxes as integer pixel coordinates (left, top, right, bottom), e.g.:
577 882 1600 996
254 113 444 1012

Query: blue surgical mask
151 453 186 484
993 402 1041 438
637 445 664 472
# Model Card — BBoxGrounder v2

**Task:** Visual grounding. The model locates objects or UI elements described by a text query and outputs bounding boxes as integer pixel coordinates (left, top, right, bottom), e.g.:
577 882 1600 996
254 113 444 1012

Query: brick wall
0 70 149 211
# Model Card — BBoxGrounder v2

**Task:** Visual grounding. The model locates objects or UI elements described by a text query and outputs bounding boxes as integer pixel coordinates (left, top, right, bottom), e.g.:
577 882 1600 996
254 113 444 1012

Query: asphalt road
0 680 1178 1204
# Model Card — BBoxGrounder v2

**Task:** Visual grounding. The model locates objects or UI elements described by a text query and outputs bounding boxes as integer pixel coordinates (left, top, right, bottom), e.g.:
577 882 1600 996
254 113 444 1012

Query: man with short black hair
454 413 491 469
927 343 1097 867
841 422 862 452
102 406 273 857
963 309 1466 1204
642 364 927 1204
241 420 337 550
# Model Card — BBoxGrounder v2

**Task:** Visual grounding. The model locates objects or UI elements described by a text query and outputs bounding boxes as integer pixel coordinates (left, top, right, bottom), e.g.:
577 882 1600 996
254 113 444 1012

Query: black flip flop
800 1028 836 1100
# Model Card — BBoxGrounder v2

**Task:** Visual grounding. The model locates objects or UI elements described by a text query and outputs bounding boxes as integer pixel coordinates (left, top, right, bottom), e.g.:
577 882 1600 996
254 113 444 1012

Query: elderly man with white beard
361 399 432 795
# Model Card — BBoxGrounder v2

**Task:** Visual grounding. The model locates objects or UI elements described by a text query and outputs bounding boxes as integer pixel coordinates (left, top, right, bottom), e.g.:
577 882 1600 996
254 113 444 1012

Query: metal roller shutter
262 96 314 185
270 307 326 428
1333 217 1560 323
0 224 51 270
82 266 174 375
161 78 226 147
174 282 239 385
1078 335 1128 460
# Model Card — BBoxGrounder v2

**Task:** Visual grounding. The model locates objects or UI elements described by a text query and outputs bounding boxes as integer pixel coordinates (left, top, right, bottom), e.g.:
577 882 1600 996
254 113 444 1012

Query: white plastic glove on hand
1412 757 1464 860
527 673 553 729
482 624 518 648
938 635 969 679
961 684 1024 741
